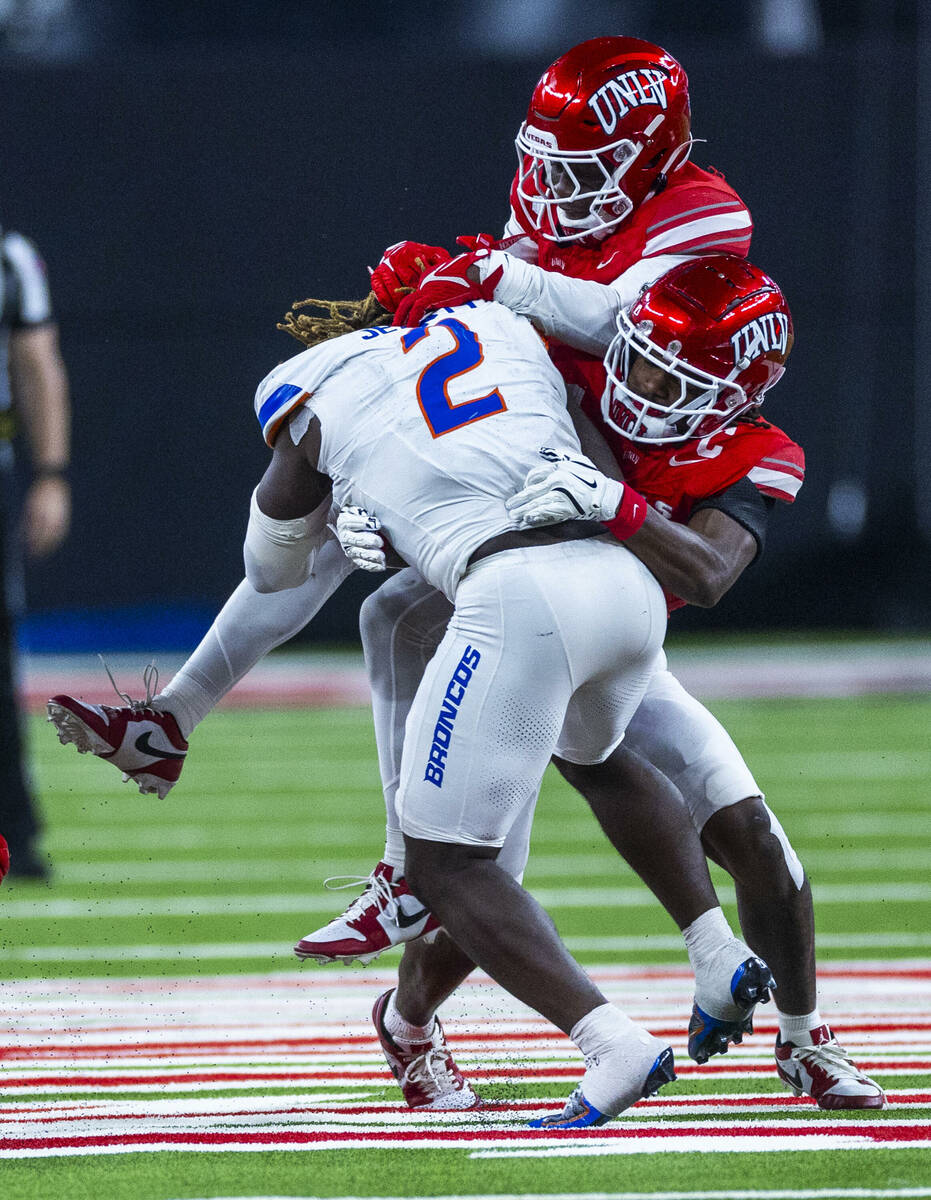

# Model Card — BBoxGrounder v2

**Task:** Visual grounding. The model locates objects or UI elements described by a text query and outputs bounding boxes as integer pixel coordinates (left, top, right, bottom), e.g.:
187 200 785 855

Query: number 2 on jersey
402 317 507 437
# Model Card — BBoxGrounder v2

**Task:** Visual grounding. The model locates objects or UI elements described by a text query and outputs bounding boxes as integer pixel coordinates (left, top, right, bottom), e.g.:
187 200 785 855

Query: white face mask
514 123 638 243
601 311 750 444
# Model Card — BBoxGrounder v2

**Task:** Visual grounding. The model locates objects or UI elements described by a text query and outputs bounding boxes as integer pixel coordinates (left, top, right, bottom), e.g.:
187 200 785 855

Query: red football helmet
515 36 692 243
602 255 794 444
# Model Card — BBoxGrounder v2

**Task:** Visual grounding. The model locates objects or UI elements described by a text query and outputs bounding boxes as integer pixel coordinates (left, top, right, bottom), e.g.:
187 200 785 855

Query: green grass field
2 691 930 1198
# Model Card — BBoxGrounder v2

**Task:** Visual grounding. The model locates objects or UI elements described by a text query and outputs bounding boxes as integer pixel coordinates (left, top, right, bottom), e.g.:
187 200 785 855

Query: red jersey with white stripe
560 350 805 612
507 161 753 283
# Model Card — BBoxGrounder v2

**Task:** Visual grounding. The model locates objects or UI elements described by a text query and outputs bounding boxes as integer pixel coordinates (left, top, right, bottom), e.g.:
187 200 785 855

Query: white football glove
506 449 625 528
335 506 387 572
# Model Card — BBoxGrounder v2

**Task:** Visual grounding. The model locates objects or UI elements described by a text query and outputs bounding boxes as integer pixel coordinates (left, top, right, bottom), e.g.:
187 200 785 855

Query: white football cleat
47 680 188 801
372 988 482 1111
294 861 440 965
775 1024 886 1109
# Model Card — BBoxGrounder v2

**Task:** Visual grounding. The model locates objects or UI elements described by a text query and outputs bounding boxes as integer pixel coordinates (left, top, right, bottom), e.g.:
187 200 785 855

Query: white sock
778 1009 823 1043
151 676 209 741
382 814 406 873
154 542 353 738
384 990 434 1042
570 1002 642 1058
682 906 735 974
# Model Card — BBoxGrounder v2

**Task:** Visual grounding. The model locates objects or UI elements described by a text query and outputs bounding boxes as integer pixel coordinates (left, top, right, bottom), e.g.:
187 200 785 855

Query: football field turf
2 692 930 1198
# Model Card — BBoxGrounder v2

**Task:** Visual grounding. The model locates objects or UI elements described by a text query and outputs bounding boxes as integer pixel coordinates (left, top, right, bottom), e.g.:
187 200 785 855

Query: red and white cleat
775 1024 886 1109
294 861 440 965
47 674 188 801
372 988 482 1111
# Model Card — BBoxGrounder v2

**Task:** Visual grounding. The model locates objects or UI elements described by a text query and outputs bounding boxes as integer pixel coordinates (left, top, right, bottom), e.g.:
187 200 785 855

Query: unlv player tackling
341 39 883 1111
46 38 882 1112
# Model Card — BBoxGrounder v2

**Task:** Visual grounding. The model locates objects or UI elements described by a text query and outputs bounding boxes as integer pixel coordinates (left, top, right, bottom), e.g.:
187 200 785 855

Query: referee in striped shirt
1 227 71 881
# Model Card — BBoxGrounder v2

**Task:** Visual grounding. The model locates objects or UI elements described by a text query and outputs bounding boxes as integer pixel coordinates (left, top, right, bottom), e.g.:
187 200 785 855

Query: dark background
2 0 926 648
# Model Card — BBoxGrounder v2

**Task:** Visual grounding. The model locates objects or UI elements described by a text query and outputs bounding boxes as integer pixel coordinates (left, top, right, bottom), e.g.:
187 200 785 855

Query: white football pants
361 567 790 878
395 538 667 848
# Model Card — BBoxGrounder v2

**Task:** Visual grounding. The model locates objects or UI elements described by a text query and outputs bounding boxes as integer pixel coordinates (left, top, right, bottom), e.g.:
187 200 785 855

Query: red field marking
6 1020 931 1062
1 1031 570 1059
816 968 931 981
4 1122 930 1152
3 1091 929 1128
22 672 372 716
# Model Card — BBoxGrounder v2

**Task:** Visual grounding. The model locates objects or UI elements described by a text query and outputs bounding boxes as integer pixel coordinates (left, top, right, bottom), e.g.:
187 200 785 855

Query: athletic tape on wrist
602 486 648 541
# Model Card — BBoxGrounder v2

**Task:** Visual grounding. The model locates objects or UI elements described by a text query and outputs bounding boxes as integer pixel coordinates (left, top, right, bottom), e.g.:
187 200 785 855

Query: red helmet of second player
602 255 794 444
514 36 692 243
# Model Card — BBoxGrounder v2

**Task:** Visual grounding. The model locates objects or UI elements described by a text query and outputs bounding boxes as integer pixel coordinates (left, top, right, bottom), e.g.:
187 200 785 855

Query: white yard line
33 844 931 883
5 880 931 920
5 1135 931 1158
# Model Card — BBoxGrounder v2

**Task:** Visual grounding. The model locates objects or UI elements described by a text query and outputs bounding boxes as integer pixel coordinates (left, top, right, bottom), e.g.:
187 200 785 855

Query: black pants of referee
0 468 43 875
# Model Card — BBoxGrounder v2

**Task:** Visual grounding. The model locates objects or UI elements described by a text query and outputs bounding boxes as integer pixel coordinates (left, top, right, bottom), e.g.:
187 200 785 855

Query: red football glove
393 251 505 327
0 834 9 884
369 241 452 312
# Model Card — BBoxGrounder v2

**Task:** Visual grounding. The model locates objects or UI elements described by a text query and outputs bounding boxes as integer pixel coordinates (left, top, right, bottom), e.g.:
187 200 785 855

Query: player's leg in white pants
154 538 354 736
393 795 537 1025
623 659 814 1014
358 568 452 869
623 662 884 1106
398 539 666 1033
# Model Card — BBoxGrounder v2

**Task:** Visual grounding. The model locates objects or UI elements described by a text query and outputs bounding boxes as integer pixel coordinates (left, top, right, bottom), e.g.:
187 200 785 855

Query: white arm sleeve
484 249 693 356
243 488 330 594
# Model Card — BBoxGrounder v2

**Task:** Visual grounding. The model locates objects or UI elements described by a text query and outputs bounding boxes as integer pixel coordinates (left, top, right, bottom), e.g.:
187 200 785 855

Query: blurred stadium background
1 0 927 650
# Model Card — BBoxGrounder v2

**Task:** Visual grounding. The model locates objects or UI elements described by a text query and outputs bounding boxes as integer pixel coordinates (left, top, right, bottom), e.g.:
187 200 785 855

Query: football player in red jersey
373 37 752 342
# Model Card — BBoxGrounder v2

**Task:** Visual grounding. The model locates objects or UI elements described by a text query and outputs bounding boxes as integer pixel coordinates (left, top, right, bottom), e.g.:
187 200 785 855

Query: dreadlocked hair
278 292 390 349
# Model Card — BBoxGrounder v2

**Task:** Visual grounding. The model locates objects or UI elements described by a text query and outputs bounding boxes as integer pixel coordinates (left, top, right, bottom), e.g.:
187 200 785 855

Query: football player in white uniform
53 292 781 1129
241 296 777 1127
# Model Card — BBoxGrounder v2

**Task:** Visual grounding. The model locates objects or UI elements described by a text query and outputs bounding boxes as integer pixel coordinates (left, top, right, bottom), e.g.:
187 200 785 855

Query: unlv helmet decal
587 68 670 136
602 255 794 444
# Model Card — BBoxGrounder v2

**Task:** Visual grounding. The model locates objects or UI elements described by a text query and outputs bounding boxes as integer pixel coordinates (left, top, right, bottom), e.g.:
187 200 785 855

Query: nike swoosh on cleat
134 731 187 760
396 906 431 928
